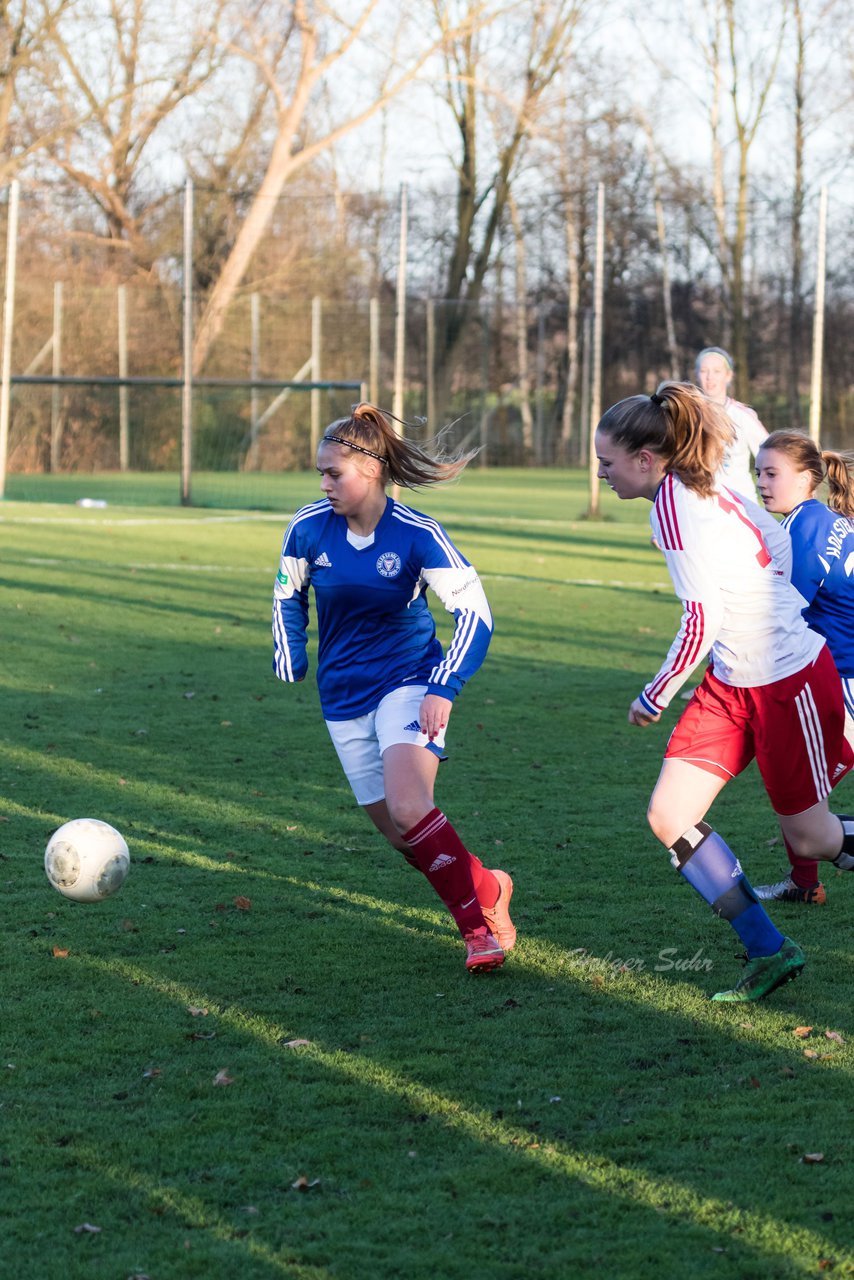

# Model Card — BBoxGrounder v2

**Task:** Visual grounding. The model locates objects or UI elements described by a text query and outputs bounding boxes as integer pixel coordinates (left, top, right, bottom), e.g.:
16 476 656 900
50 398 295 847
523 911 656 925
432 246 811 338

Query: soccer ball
44 818 130 903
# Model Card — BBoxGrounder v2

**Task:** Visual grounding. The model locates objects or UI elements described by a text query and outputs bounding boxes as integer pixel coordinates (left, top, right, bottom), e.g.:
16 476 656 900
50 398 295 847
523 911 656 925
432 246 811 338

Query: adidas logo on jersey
428 854 456 873
313 552 332 568
403 719 422 733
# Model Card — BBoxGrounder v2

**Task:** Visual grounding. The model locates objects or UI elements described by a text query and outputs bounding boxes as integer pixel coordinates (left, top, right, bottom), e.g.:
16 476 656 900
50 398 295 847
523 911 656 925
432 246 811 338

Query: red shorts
665 646 854 815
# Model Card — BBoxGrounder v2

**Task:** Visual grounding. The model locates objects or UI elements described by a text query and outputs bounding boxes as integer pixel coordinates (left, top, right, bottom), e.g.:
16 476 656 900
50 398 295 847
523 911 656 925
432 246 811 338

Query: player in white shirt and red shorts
595 382 854 1002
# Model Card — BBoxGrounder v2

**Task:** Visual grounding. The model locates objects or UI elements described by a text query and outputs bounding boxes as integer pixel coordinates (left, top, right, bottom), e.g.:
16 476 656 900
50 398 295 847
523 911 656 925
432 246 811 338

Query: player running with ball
595 382 854 1002
272 403 515 974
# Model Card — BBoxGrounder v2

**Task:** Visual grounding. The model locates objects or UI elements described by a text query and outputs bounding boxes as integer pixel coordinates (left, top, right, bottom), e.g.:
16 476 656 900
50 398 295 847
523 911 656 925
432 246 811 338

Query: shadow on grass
4 494 854 1278
11 869 853 1279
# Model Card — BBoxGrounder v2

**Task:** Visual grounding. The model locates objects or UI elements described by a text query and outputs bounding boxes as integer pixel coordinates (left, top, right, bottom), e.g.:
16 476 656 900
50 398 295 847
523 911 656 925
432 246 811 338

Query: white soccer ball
44 818 130 903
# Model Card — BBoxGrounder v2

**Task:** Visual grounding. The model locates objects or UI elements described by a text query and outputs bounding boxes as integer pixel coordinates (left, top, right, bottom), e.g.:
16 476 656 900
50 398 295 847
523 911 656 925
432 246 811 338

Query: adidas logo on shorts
404 719 422 733
428 854 456 873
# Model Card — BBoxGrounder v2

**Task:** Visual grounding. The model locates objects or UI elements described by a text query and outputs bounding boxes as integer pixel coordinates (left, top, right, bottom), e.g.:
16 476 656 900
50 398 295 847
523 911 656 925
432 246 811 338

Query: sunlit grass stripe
71 1144 332 1278
12 558 670 590
0 745 334 834
74 953 854 1272
13 798 852 1070
71 880 854 1076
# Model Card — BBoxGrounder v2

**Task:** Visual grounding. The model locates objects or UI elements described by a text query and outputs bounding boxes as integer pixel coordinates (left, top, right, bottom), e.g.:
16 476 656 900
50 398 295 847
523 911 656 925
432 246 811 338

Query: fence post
117 285 130 470
579 310 592 468
248 292 260 469
0 179 20 500
50 281 63 471
181 178 194 505
426 299 435 428
369 296 380 405
310 296 322 456
809 185 828 444
392 183 407 428
587 183 605 516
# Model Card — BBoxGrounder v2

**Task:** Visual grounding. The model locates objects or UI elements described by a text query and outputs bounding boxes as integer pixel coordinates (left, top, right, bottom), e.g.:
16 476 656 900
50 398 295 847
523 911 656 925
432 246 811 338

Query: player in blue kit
272 403 515 973
753 431 854 904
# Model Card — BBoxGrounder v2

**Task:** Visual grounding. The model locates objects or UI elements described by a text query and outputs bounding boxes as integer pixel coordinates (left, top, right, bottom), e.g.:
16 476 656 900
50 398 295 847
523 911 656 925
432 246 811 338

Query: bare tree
705 0 789 385
37 0 225 266
190 0 489 375
786 0 854 423
507 190 533 454
427 0 588 419
0 0 79 182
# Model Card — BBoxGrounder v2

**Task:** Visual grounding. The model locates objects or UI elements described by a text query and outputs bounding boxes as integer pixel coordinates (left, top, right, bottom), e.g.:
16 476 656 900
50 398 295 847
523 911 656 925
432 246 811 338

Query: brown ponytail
321 403 478 489
596 381 734 497
822 450 854 517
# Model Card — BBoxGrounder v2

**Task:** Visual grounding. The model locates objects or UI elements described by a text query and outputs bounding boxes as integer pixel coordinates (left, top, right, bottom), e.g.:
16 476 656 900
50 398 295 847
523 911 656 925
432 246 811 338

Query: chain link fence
2 182 853 506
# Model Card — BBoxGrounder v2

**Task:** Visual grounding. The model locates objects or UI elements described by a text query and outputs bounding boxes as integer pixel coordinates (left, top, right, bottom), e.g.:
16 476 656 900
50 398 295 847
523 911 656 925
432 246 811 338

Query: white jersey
716 398 768 503
638 475 824 716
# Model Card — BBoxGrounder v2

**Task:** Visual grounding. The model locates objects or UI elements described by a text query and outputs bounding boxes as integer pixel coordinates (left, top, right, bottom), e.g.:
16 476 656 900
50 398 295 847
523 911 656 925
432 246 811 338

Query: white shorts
325 685 447 806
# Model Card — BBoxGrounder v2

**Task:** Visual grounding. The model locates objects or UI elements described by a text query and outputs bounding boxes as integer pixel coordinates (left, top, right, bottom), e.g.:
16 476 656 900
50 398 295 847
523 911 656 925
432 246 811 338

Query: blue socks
669 823 784 960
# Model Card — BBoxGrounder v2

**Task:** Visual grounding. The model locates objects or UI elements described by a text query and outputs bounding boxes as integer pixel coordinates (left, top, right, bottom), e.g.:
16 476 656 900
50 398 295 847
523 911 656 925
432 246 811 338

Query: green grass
1 471 853 1280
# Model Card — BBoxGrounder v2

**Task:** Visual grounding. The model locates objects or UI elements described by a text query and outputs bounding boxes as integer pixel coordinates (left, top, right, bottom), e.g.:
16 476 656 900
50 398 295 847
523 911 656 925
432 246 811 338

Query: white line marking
14 557 670 590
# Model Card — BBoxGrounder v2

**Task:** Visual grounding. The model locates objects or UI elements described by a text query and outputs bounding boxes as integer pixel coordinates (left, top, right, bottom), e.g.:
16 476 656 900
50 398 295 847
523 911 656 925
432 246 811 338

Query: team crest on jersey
376 551 402 578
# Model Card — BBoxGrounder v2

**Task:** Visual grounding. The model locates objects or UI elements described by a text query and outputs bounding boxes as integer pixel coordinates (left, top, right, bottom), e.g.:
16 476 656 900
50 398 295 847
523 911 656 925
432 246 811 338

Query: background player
694 346 768 503
752 431 854 904
272 403 515 974
595 382 854 1002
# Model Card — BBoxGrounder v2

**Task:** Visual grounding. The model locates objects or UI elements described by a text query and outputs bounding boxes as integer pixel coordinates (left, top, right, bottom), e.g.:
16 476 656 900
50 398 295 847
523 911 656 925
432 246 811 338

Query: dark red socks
402 808 499 934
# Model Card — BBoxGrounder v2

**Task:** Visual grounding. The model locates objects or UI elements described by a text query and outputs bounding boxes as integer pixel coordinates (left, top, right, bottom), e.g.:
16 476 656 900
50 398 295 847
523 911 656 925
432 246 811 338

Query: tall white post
369 296 380 405
426 300 435 429
809 185 828 444
579 309 592 468
50 281 63 471
392 183 408 429
181 178 194 505
248 291 260 469
0 180 20 500
118 284 129 471
588 183 605 516
310 296 322 456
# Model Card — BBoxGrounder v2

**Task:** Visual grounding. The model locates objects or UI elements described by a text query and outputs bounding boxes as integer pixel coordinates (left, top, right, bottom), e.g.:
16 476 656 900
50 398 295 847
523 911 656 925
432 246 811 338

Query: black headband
323 434 388 463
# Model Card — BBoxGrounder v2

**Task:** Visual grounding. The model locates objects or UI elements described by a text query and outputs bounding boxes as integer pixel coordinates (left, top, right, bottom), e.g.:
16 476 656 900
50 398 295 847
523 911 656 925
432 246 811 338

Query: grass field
2 470 853 1280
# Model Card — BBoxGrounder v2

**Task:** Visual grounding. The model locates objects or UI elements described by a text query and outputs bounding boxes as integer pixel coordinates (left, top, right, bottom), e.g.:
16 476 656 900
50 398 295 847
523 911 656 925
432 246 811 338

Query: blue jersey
272 496 493 720
783 499 854 676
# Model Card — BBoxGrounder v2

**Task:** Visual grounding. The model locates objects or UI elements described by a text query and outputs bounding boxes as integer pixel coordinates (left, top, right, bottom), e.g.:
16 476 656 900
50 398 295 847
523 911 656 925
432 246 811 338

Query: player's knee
785 834 816 859
386 794 431 836
646 798 679 848
781 812 846 860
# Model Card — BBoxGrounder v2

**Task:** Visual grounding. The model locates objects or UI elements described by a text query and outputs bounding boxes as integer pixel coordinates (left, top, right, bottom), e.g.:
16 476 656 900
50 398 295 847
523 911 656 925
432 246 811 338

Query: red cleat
482 869 516 951
464 926 504 973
